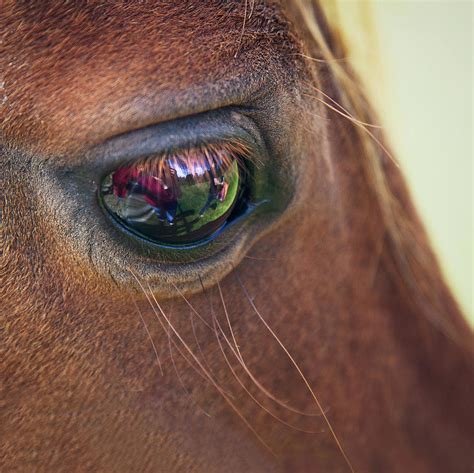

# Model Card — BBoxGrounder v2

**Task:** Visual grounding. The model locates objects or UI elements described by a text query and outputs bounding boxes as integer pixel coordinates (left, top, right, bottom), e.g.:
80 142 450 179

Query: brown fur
1 1 473 472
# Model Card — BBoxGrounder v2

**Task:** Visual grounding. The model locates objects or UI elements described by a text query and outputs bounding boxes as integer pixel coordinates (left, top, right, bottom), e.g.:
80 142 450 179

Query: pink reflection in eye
101 143 246 245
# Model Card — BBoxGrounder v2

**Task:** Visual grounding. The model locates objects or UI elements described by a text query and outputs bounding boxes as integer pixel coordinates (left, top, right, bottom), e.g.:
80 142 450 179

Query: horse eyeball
99 145 244 247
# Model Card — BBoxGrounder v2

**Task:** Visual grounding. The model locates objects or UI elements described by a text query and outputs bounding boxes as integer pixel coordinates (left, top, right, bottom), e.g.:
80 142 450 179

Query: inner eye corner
98 140 255 249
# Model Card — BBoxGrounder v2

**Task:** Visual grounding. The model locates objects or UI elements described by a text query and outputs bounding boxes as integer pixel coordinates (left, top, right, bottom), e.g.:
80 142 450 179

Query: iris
100 143 246 246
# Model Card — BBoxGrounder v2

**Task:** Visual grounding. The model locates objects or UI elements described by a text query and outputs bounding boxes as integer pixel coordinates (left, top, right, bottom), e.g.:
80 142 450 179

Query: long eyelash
216 280 322 418
212 284 324 434
129 269 342 459
233 269 356 473
174 276 324 420
129 140 258 180
129 268 213 388
181 275 330 435
166 303 212 418
132 298 164 376
134 271 276 457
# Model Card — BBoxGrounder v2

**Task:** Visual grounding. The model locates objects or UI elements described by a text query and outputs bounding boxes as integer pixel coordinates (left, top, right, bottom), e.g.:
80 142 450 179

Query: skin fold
1 2 473 472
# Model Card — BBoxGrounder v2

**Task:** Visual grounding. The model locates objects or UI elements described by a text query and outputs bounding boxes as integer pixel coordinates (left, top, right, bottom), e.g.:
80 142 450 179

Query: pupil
100 147 243 245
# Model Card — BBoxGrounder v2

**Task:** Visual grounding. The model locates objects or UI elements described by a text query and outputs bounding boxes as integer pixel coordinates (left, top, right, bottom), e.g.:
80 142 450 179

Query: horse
1 1 473 472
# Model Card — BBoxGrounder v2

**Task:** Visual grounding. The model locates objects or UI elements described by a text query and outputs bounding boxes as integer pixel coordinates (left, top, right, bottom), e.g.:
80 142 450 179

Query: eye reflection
100 143 247 246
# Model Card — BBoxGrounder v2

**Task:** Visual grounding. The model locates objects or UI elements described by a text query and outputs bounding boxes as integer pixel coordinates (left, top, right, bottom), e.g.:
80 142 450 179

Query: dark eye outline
28 104 294 291
52 105 290 267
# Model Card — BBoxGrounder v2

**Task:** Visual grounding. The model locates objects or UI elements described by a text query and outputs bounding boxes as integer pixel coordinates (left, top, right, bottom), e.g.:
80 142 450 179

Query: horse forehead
1 1 292 154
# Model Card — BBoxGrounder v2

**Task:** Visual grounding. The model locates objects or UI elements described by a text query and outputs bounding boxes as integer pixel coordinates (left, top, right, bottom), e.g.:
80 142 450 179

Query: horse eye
99 144 247 247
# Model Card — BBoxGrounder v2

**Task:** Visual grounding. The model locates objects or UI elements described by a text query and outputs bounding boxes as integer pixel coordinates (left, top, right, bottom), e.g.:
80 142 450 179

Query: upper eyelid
74 106 269 178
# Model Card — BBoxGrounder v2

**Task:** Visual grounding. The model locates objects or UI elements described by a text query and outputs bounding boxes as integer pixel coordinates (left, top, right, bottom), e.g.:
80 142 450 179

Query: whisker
243 255 278 262
189 309 219 380
171 282 213 331
128 269 214 386
171 281 236 395
146 280 276 457
302 89 398 169
234 270 355 473
181 282 235 398
303 93 375 130
216 280 321 418
168 324 219 387
296 52 348 65
132 298 163 376
167 307 212 418
212 308 323 434
305 83 382 129
234 0 249 59
187 287 233 396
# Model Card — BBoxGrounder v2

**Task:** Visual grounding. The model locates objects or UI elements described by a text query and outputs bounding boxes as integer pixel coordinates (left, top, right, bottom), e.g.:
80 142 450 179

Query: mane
289 0 472 351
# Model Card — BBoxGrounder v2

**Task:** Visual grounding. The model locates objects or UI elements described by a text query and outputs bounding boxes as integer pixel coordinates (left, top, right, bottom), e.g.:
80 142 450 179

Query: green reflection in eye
100 143 247 246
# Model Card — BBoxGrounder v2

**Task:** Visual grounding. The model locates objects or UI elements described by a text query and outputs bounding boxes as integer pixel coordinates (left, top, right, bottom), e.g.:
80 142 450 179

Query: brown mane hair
289 0 472 347
289 0 474 456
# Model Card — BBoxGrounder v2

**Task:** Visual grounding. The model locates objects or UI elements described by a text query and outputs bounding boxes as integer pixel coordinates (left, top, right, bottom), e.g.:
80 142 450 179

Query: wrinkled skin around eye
100 146 243 246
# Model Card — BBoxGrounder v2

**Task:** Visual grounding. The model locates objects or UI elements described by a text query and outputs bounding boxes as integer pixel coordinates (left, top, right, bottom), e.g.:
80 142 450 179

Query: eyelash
137 140 253 175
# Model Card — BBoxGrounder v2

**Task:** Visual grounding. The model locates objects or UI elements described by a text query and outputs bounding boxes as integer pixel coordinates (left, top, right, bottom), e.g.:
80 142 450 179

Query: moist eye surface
99 142 248 246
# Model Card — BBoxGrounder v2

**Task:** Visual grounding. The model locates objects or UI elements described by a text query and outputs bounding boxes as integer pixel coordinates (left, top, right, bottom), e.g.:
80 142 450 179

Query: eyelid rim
40 104 284 268
84 108 275 260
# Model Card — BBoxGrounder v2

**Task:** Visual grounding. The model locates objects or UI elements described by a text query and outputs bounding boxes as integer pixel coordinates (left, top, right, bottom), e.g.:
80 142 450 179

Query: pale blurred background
331 0 473 324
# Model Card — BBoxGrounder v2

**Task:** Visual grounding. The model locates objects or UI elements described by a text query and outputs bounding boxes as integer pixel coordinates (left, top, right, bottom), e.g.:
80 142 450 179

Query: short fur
1 1 473 472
